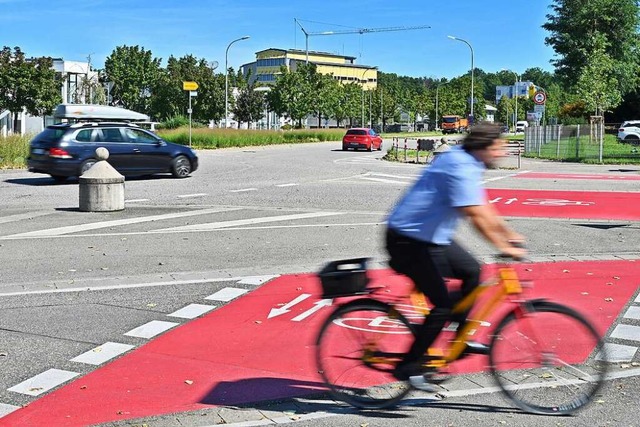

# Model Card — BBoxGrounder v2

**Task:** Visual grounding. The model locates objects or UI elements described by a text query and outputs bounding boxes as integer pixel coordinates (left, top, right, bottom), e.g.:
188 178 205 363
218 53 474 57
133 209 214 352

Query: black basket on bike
318 258 370 299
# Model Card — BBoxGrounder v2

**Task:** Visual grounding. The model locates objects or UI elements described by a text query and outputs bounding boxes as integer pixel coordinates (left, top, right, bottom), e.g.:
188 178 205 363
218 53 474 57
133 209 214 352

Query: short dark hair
462 122 503 151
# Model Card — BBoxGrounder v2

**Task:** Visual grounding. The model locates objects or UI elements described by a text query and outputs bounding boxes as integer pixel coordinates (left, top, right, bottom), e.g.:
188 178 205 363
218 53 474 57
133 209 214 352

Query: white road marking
624 306 640 320
0 403 20 417
0 207 242 239
70 342 134 365
229 188 258 193
598 343 638 362
168 304 216 319
237 275 279 285
205 287 248 302
611 324 640 341
0 211 51 224
0 275 268 296
125 199 150 203
360 177 409 184
276 183 299 187
177 193 207 198
8 369 79 396
124 320 179 339
158 211 343 232
636 294 640 303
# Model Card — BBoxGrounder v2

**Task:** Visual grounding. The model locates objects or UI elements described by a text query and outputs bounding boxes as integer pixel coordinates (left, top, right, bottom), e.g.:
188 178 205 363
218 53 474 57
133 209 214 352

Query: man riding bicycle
385 121 526 390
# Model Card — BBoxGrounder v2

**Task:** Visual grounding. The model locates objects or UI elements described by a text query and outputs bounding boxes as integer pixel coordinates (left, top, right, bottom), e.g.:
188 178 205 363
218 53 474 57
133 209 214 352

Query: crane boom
310 24 430 36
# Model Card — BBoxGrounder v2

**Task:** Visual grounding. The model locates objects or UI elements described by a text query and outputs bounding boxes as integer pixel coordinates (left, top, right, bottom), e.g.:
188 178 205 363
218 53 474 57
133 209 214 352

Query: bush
0 134 30 169
159 115 191 130
157 127 345 149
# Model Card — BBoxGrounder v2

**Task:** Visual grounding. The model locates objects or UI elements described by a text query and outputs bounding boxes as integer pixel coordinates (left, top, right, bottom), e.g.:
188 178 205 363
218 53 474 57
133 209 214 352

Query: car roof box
53 104 150 122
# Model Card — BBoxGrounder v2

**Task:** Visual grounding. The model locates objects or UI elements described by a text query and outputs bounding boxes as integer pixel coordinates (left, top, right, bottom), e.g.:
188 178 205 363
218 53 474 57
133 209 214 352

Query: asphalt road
0 139 639 426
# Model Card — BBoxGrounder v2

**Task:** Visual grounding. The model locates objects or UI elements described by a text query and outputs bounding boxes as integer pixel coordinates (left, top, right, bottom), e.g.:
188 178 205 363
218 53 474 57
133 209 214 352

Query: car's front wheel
171 155 192 178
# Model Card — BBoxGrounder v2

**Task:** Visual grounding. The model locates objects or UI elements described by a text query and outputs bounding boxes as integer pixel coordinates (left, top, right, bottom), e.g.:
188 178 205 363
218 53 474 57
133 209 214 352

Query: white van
515 121 529 133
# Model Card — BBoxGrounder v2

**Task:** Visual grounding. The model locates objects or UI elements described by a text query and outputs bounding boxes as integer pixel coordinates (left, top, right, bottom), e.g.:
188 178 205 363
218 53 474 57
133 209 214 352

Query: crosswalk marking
70 342 135 365
124 320 180 339
8 369 79 396
205 287 248 302
168 304 216 319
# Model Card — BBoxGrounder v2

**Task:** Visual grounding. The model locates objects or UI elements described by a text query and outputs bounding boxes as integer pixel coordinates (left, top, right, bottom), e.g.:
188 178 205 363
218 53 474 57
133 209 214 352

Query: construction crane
294 19 431 63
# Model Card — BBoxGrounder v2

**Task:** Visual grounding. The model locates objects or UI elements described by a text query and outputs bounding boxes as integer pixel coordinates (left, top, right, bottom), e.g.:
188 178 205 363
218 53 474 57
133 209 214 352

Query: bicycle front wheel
489 300 608 415
316 299 416 409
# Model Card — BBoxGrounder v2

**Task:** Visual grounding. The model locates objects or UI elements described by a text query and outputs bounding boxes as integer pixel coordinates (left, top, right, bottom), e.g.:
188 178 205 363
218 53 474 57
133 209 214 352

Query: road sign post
183 82 199 147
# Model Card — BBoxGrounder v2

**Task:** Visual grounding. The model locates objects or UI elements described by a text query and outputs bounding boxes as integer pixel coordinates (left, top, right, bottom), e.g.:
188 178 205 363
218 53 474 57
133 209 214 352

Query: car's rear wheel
171 155 192 178
80 159 97 176
625 135 640 145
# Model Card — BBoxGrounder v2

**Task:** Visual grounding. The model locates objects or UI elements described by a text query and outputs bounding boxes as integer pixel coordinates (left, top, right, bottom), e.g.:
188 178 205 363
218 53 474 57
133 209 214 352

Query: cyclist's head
463 122 507 167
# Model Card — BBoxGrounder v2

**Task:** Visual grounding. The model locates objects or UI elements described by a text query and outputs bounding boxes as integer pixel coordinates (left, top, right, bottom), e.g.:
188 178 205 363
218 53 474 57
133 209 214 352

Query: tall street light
360 67 376 126
448 35 474 122
225 35 250 128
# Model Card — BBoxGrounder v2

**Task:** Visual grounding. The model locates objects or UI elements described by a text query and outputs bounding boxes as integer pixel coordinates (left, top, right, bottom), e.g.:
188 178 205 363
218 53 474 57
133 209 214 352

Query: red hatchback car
342 128 383 151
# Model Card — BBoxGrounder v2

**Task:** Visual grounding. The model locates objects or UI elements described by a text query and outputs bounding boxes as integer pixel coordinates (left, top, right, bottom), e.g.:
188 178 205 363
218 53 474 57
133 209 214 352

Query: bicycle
314 256 609 415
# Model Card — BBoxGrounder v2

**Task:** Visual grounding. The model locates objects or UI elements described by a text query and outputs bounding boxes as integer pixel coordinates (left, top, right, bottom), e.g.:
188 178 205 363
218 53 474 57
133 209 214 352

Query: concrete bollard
79 147 125 212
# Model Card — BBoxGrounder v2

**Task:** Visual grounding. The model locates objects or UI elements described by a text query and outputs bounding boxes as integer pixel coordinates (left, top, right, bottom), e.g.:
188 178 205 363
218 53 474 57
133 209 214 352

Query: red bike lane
1 259 638 427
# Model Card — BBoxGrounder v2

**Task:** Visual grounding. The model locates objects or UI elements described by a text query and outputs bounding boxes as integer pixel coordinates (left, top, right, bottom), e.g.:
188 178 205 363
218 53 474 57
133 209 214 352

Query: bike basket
318 258 370 299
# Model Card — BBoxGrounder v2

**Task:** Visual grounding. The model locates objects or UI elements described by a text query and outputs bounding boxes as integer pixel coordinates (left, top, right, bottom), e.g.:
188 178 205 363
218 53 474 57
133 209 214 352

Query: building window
257 58 286 67
257 74 276 82
67 73 79 103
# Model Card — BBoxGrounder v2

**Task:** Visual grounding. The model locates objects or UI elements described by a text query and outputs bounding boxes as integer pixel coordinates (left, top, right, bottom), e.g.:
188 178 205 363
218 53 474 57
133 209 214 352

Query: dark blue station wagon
27 122 198 182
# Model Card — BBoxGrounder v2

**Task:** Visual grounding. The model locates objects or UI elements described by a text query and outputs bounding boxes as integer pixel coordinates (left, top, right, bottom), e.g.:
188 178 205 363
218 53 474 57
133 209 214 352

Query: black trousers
385 228 481 365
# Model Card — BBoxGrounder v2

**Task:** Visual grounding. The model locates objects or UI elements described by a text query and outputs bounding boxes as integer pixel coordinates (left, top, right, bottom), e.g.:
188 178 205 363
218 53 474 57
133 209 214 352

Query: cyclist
385 121 526 391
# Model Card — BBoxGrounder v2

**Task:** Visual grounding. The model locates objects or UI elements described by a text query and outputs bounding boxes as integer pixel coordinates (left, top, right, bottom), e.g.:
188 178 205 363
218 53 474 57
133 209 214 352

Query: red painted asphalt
2 260 638 427
515 172 640 181
486 189 640 220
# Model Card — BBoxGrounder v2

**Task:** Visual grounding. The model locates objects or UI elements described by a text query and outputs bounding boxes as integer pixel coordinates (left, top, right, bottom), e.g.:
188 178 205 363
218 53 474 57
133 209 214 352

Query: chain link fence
523 124 640 163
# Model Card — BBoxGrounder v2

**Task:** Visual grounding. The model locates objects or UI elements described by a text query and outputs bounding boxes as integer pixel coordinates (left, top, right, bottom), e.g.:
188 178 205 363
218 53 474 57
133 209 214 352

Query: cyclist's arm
485 202 525 242
459 204 525 258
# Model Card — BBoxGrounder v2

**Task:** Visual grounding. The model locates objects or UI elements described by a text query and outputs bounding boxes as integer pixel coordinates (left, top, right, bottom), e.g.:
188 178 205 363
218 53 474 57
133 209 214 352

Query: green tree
575 33 622 116
104 45 161 114
0 47 60 129
233 83 265 127
267 65 313 127
543 0 640 94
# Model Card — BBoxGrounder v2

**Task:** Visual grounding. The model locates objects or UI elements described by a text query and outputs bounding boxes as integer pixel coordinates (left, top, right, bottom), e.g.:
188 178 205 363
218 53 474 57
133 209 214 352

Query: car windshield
442 117 457 123
346 130 367 135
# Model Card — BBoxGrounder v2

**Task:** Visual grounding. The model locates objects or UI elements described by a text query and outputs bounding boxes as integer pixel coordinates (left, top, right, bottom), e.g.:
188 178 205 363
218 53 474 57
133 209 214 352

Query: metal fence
523 124 640 162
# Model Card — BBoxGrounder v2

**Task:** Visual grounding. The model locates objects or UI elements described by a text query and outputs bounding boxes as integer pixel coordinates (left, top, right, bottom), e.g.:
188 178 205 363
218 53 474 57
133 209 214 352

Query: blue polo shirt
387 145 486 244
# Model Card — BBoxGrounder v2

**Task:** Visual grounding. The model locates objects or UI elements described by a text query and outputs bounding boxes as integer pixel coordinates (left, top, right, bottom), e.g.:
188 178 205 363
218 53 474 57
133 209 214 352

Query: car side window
124 128 158 144
75 129 94 142
99 128 125 143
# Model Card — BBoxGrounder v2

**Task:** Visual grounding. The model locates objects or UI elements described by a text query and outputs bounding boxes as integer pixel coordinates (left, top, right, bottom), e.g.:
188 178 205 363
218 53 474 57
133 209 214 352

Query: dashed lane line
70 342 135 365
7 369 80 397
124 320 180 339
0 211 52 224
0 207 243 239
157 211 344 232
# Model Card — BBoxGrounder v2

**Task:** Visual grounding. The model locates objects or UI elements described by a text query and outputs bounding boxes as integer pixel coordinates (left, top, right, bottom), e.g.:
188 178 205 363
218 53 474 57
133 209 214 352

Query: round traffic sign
533 91 546 105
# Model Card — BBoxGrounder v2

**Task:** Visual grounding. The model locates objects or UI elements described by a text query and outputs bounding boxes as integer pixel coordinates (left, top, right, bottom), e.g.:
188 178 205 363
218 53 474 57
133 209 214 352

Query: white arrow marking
292 299 333 322
268 294 312 319
488 197 502 204
504 198 518 205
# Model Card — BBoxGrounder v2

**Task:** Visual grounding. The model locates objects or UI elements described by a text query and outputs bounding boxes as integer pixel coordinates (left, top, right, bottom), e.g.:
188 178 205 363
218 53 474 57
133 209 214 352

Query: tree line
1 0 639 130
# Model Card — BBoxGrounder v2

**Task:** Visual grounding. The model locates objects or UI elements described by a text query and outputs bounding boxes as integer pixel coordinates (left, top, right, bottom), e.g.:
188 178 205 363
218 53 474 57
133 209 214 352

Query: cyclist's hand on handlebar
501 244 527 260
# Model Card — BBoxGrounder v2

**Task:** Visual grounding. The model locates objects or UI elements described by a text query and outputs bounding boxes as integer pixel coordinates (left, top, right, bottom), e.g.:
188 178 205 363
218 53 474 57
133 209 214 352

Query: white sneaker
409 375 440 392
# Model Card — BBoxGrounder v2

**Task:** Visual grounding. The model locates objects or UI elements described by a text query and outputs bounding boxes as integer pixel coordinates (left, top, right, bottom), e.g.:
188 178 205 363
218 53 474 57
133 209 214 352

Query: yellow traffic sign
183 81 198 91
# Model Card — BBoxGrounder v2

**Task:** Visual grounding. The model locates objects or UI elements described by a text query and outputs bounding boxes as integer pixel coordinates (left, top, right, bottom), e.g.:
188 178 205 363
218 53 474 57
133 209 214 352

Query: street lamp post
225 36 250 128
448 36 474 122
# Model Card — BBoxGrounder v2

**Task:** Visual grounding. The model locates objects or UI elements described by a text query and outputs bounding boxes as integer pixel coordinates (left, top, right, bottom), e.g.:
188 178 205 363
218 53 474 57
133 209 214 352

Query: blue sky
1 0 556 79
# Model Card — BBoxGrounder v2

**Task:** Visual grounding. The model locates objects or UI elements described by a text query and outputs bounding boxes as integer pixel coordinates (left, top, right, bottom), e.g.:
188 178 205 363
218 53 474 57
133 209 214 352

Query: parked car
342 128 383 151
617 120 640 144
27 122 198 182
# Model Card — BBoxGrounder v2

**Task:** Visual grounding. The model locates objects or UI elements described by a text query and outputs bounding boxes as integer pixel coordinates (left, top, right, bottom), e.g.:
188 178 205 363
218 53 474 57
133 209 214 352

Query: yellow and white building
241 48 377 90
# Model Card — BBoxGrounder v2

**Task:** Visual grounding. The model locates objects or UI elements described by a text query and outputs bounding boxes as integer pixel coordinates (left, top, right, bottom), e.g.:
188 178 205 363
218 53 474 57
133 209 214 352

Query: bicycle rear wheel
316 299 416 409
489 300 608 415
